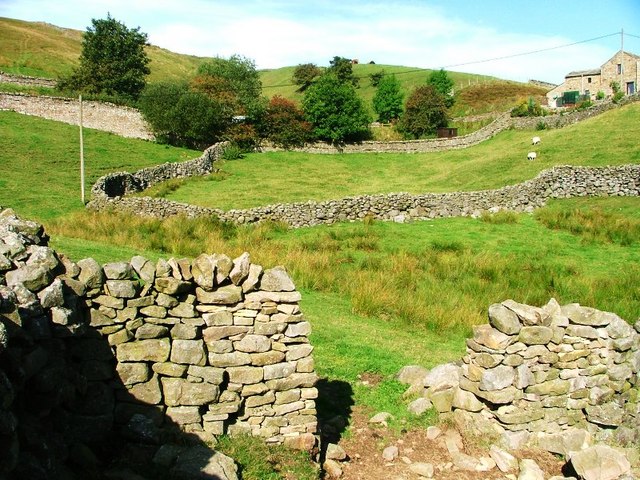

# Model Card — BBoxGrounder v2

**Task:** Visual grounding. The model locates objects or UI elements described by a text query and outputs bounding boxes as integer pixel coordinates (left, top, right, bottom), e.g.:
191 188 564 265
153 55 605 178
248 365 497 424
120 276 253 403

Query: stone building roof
565 68 601 78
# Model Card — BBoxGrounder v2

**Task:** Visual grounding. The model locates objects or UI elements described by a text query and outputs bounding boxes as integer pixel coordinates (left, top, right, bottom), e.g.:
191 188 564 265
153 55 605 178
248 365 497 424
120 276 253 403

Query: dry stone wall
88 164 640 228
411 298 640 454
0 208 317 478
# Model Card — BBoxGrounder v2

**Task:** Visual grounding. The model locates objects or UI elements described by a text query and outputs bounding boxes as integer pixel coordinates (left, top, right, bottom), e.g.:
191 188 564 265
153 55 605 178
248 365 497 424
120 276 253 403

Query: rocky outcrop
88 164 640 228
0 208 317 479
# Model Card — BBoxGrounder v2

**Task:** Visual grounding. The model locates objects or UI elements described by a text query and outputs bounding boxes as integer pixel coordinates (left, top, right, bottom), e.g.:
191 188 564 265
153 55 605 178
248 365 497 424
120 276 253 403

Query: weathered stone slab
105 280 138 298
203 326 251 342
155 277 191 295
208 352 252 367
489 303 521 335
259 266 295 292
562 303 612 326
235 334 271 353
116 338 170 362
196 285 243 305
230 252 251 285
161 377 220 406
171 339 206 366
187 365 224 384
502 299 550 326
479 365 514 391
227 366 264 384
569 445 630 480
103 261 133 280
116 362 150 386
473 324 512 350
519 326 553 345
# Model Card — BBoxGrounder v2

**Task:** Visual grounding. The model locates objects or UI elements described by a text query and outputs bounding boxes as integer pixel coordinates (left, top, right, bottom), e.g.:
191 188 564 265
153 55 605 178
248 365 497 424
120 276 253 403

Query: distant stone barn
546 50 640 107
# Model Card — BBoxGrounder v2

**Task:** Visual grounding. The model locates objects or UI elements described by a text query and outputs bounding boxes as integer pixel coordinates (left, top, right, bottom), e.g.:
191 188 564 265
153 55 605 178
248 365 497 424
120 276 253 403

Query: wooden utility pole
79 94 85 204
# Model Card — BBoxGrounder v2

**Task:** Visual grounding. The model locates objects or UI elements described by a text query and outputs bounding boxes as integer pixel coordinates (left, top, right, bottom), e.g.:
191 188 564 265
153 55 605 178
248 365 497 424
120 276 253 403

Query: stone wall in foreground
412 298 640 454
87 164 640 228
0 208 316 478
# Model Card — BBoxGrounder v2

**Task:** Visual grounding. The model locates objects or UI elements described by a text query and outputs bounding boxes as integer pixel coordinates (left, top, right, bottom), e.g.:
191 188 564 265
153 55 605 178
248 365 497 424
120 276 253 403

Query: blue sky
1 0 639 84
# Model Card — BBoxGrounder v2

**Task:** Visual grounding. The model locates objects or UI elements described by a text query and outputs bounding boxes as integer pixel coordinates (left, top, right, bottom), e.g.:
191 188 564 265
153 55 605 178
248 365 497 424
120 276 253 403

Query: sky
1 0 639 84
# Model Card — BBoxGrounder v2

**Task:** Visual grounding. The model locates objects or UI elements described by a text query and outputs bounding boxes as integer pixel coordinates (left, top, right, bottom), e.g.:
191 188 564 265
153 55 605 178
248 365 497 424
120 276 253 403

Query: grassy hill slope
1 17 549 116
0 17 210 82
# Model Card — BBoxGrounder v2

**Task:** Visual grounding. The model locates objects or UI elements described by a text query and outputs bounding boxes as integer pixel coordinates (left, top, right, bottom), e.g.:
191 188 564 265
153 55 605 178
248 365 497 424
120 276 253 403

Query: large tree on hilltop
59 14 150 100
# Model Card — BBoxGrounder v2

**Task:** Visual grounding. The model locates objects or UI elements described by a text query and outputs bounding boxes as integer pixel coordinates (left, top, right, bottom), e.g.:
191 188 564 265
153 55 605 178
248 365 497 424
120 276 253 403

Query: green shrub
613 91 624 104
222 143 244 160
577 99 593 110
596 91 605 100
510 96 545 117
535 120 547 131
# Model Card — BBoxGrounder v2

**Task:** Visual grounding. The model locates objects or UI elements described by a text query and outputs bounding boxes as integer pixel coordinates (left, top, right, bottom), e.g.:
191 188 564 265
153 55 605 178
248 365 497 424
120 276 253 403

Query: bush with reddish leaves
261 96 314 149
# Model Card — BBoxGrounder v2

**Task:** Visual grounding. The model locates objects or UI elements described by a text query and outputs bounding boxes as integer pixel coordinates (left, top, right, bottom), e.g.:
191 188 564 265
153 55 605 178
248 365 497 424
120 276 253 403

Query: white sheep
527 152 537 161
532 136 541 145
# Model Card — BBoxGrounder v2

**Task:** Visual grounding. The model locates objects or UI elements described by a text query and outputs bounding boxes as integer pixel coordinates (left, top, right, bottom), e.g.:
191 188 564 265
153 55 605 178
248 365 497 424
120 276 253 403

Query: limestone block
473 324 512 350
408 396 433 415
187 365 224 384
606 315 635 339
265 373 318 391
230 252 251 285
514 364 534 389
155 277 191 295
5 264 52 291
108 328 133 345
202 309 233 326
489 445 518 473
127 374 163 405
241 383 269 397
566 324 599 339
207 340 233 354
284 322 311 338
259 266 295 292
161 377 220 406
116 338 170 362
519 326 553 345
479 365 515 391
170 446 238 480
140 305 167 318
196 285 243 305
170 302 196 318
569 445 630 480
152 362 188 377
245 290 301 304
452 386 484 412
170 323 198 340
495 404 544 424
203 326 250 342
235 334 271 353
38 278 65 308
135 324 169 339
77 258 105 290
585 402 624 426
116 307 137 323
274 400 304 416
227 366 264 385
117 362 151 386
264 362 297 381
171 339 206 366
250 351 285 366
518 459 545 480
286 344 314 362
489 303 521 335
525 379 570 396
502 299 550 326
296 356 314 373
562 303 612 326
127 295 155 308
131 255 155 284
103 261 133 280
105 280 138 298
242 263 262 293
254 322 287 336
166 406 202 425
208 352 251 367
246 391 276 408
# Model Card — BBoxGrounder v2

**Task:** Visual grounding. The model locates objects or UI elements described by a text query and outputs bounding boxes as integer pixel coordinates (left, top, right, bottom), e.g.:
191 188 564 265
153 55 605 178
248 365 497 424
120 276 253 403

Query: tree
292 63 322 91
260 96 314 148
302 74 371 144
372 74 404 123
139 82 230 149
58 14 150 100
327 56 359 87
193 55 265 121
397 85 448 139
426 69 455 108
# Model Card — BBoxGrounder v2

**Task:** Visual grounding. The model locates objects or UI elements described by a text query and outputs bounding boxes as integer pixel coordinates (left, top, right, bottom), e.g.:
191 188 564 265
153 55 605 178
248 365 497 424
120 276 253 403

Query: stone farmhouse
547 50 639 107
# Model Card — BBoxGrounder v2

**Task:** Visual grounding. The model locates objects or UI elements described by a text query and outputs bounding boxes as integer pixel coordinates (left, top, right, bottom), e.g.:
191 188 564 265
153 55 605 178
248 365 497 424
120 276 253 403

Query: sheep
527 152 537 161
532 136 541 145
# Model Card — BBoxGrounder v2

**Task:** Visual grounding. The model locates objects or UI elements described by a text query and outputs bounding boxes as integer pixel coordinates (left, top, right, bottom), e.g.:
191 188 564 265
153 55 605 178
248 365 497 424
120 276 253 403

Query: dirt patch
325 407 565 480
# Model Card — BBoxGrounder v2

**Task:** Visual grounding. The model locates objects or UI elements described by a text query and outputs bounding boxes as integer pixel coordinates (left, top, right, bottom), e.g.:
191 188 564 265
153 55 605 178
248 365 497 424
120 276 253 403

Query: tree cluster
64 15 456 149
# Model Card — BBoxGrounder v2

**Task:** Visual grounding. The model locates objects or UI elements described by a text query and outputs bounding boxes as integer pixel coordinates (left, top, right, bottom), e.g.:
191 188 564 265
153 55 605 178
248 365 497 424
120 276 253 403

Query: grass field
2 102 640 479
146 103 640 210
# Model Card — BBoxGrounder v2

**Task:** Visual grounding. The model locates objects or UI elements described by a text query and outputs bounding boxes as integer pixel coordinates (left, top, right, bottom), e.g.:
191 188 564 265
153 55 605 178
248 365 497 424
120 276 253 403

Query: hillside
0 17 210 82
0 17 549 116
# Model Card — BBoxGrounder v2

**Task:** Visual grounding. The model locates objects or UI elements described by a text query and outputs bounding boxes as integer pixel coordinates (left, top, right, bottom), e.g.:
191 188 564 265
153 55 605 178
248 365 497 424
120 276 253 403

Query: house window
587 77 592 83
617 63 622 74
